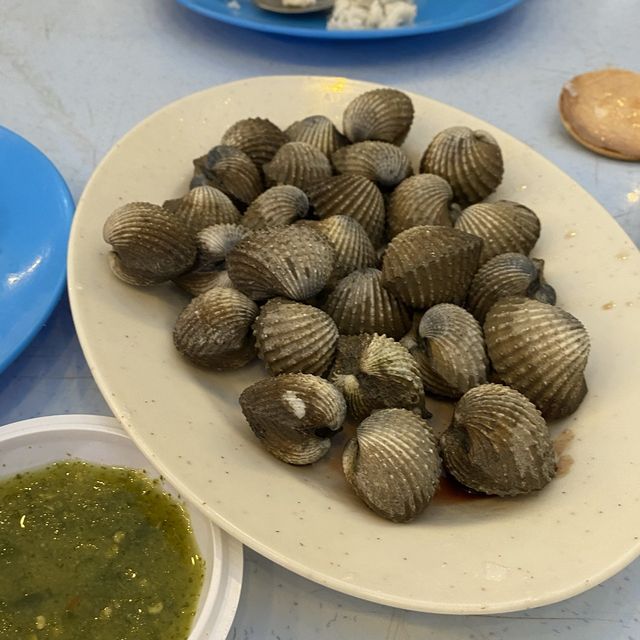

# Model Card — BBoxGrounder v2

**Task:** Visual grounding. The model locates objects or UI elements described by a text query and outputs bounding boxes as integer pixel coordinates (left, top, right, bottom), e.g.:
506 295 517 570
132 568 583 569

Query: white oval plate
68 76 640 614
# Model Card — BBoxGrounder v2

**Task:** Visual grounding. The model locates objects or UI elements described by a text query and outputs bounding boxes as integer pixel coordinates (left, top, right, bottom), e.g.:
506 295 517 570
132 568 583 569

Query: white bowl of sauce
0 414 243 640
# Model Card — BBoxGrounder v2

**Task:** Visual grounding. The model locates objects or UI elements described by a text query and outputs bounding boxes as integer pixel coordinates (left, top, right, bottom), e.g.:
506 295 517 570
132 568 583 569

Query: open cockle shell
253 298 339 377
163 185 241 236
466 252 557 323
285 115 348 157
263 141 333 191
441 384 556 496
301 215 377 285
381 225 483 309
239 373 347 465
323 268 411 339
220 117 288 167
331 141 413 189
420 126 504 206
227 225 335 301
173 287 258 369
191 145 263 206
484 297 590 420
103 201 197 286
454 200 541 264
342 88 415 145
330 333 425 420
387 173 455 238
343 408 442 523
416 303 488 398
241 185 309 231
306 174 386 247
196 223 251 265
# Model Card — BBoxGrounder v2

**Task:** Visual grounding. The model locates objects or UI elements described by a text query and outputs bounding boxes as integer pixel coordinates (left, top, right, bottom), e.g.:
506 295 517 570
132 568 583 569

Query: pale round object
559 68 640 160
68 76 640 614
0 415 243 640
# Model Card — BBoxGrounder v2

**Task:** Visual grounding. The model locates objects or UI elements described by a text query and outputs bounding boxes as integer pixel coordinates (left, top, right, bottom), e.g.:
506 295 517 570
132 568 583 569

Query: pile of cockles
102 87 591 523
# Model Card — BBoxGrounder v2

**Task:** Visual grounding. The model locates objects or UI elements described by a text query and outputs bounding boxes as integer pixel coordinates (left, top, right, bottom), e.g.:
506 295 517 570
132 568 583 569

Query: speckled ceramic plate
68 76 640 614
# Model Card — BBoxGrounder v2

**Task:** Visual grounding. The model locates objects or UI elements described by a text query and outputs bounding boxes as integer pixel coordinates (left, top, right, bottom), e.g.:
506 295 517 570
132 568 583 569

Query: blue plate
177 0 524 39
0 127 74 373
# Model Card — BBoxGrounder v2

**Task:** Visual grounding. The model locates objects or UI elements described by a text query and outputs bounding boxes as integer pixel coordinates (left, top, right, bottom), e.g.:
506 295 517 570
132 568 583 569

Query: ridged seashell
343 408 441 522
173 268 234 297
227 225 335 301
484 297 590 420
302 216 376 284
342 88 414 145
285 115 348 157
191 145 263 206
220 117 288 167
467 253 557 323
441 384 556 496
253 298 339 377
332 141 413 189
241 185 309 231
323 268 411 339
197 224 251 265
306 174 386 247
454 200 541 263
173 287 258 369
163 186 241 235
415 304 488 398
103 202 197 286
381 225 483 309
239 373 346 465
387 174 454 238
263 142 333 191
330 333 424 420
420 127 504 206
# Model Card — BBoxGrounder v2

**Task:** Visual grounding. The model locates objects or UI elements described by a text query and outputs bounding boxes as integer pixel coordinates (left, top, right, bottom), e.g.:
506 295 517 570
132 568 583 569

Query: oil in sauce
0 460 205 640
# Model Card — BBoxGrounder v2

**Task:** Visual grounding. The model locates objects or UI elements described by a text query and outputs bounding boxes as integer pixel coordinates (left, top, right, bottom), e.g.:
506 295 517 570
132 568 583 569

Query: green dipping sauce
0 460 205 640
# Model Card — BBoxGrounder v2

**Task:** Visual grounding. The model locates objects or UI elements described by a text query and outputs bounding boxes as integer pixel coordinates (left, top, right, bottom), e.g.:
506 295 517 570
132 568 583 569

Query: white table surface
1 1 639 637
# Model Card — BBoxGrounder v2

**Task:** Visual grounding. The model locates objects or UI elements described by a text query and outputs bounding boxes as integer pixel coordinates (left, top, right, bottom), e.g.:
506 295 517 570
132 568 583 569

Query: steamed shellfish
323 268 411 339
420 127 504 206
330 333 425 419
416 303 488 398
241 185 309 231
285 115 348 157
381 225 483 309
441 384 556 496
263 141 333 191
484 297 590 420
342 88 414 145
173 287 258 369
306 174 386 246
387 174 455 238
103 202 197 286
454 200 541 263
332 141 413 189
191 145 263 206
239 373 346 465
253 298 339 377
466 252 556 323
343 408 441 522
227 225 335 301
220 117 288 167
163 185 241 235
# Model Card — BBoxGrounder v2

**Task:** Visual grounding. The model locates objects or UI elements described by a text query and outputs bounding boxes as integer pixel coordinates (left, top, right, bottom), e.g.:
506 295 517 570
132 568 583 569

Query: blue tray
0 127 74 373
177 0 524 39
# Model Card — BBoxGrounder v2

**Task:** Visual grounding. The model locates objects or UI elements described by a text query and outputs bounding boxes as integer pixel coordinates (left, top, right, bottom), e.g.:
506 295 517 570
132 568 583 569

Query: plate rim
175 0 525 40
0 126 74 374
68 75 640 615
